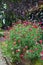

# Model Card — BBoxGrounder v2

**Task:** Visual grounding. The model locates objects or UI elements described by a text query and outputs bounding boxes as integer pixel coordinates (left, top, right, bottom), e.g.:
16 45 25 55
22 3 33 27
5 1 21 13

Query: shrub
1 23 43 63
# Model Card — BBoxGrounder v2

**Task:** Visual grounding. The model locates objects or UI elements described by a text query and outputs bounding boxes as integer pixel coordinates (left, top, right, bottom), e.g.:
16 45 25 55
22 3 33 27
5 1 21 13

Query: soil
12 62 24 65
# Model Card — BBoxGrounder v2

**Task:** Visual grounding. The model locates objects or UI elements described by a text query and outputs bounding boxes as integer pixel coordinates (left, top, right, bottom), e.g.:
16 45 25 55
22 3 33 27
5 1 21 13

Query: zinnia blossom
40 51 43 56
3 35 7 39
40 51 43 60
20 54 24 58
25 46 28 49
23 23 27 26
32 25 38 28
29 50 33 53
16 49 20 52
39 40 42 44
36 42 38 45
38 22 42 25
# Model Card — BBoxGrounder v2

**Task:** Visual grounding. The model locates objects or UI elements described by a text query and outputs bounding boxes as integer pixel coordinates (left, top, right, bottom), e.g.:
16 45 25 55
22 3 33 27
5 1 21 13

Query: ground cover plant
1 21 43 65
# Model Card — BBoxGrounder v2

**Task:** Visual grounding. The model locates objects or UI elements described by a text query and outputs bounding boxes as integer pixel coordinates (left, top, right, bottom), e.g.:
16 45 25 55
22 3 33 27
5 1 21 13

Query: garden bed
3 57 43 65
0 22 43 65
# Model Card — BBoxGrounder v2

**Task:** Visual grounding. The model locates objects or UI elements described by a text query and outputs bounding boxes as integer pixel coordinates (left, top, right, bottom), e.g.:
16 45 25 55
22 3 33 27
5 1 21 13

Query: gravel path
0 49 7 65
0 31 10 65
0 35 7 65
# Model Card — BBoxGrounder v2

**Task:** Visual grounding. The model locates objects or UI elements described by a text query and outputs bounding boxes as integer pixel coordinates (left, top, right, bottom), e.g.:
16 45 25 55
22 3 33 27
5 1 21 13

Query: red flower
16 49 20 53
16 50 19 53
32 25 38 28
39 40 42 44
3 36 7 39
20 54 24 58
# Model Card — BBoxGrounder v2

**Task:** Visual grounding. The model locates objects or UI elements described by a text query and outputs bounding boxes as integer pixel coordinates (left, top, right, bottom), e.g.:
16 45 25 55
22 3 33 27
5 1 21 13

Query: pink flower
40 51 43 56
29 28 32 31
36 42 38 45
41 26 43 29
29 50 33 53
25 46 28 49
3 36 7 39
40 51 43 60
39 40 42 44
23 23 27 26
38 22 42 25
28 22 31 25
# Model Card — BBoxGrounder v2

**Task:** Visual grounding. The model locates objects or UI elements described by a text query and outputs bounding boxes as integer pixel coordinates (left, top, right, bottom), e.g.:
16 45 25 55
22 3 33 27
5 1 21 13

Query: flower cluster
1 22 43 62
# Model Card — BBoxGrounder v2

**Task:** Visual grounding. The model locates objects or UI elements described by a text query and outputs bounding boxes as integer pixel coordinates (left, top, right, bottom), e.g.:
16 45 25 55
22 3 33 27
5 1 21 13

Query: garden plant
0 0 43 65
1 21 43 65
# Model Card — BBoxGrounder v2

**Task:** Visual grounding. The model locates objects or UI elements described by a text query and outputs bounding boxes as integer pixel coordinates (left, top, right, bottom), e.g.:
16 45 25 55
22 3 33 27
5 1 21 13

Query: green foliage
34 59 42 65
1 23 42 62
7 0 22 3
0 20 2 27
0 33 3 37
